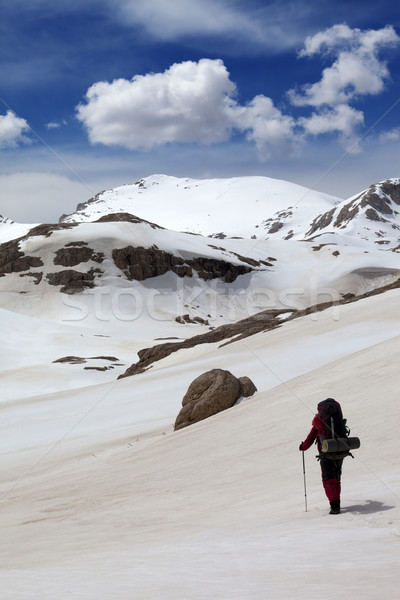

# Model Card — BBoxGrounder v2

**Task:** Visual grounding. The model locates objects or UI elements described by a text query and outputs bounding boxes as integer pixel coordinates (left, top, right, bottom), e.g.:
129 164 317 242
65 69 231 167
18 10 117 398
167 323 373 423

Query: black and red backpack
317 398 360 459
317 398 348 440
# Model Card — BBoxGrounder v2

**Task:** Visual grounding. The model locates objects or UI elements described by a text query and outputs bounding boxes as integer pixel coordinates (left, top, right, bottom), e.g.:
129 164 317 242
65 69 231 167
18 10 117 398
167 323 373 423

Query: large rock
238 376 257 398
174 369 257 430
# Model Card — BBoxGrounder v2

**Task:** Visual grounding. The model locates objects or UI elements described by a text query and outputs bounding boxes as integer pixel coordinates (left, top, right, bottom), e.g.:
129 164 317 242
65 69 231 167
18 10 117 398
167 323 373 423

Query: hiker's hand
299 442 304 451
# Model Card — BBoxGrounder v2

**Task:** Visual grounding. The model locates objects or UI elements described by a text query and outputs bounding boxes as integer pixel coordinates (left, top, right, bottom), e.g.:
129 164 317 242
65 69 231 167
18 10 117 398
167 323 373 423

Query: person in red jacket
299 407 343 515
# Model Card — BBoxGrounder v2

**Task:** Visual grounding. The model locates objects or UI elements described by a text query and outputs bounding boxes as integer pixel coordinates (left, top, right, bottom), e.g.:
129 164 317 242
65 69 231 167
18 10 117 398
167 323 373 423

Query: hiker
299 398 345 515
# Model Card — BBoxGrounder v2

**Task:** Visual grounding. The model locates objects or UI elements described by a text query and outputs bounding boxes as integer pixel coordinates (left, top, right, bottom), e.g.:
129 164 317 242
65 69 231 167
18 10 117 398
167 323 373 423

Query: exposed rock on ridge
0 213 260 293
95 212 163 229
306 179 400 242
0 238 43 275
119 309 293 378
112 246 253 282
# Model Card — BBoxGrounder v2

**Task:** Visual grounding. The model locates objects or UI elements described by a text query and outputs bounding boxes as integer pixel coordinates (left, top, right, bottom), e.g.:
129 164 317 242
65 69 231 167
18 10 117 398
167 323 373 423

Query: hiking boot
329 500 341 514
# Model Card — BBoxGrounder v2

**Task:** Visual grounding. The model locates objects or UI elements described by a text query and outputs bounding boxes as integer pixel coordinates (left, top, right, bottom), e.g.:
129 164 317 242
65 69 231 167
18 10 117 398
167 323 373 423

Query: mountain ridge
1 173 400 334
57 173 400 249
305 178 400 249
59 173 342 240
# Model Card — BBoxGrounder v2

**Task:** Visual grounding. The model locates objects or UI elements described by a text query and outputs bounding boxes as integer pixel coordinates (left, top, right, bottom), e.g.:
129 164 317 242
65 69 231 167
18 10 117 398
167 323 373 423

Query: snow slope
60 174 342 239
1 218 400 402
1 211 399 400
0 220 39 243
1 288 399 599
1 173 399 599
1 218 399 326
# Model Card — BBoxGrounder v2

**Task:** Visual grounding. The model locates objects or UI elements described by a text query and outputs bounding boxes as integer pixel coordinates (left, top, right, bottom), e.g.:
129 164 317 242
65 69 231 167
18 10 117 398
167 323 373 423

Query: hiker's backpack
317 398 347 440
317 398 360 459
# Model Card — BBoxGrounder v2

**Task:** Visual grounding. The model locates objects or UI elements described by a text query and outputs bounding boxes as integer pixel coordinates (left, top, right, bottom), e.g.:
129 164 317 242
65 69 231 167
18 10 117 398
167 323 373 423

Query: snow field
0 289 399 599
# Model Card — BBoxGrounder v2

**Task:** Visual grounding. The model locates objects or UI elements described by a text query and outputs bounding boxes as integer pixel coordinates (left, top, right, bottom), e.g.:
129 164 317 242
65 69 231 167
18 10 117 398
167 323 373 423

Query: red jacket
302 414 326 452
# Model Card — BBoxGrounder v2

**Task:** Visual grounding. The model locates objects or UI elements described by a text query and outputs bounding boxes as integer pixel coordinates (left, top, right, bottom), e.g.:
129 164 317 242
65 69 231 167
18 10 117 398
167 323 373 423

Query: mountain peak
305 178 400 248
59 173 342 240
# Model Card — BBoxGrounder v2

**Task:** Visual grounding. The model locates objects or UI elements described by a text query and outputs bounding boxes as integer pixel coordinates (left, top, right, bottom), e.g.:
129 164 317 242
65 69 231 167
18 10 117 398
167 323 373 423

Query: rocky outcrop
112 245 253 283
53 355 121 371
25 223 78 238
119 309 291 378
307 209 335 236
0 238 43 274
175 314 210 325
0 223 80 275
53 244 105 267
0 217 260 294
19 272 43 285
119 273 400 380
95 212 164 229
46 268 103 294
306 179 400 237
174 369 257 430
59 191 105 223
112 245 191 280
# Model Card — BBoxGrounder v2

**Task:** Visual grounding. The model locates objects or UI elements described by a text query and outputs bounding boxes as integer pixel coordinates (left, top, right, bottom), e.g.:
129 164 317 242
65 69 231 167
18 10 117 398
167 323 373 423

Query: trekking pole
302 450 308 512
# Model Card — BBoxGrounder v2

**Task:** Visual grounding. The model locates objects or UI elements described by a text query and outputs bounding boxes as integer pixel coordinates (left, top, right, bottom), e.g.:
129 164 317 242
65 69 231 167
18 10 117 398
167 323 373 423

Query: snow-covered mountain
0 218 39 244
1 173 399 355
1 173 399 332
60 174 343 240
59 174 400 250
304 178 400 249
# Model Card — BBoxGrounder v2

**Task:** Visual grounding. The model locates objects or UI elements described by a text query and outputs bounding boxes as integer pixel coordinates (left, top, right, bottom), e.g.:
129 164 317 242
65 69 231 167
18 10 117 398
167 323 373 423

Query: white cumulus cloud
288 24 400 146
76 58 297 156
379 127 400 143
45 119 68 130
299 104 364 152
229 95 297 159
77 59 237 149
0 110 30 148
76 25 400 159
290 24 399 107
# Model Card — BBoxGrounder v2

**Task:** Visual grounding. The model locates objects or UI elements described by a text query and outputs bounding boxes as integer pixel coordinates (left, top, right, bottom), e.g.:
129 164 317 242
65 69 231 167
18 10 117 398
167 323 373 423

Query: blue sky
1 0 400 222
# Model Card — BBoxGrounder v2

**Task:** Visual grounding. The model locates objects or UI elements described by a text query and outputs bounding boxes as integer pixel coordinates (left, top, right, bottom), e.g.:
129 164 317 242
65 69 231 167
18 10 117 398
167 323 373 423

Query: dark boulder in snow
174 368 257 430
238 376 258 398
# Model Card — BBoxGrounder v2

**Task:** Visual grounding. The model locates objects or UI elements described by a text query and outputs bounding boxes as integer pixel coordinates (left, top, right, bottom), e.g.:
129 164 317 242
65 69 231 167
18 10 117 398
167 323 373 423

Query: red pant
320 458 343 502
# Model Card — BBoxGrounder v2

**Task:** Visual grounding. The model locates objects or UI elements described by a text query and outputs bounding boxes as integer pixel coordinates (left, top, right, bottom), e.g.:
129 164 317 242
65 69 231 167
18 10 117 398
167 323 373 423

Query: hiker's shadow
342 500 395 515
